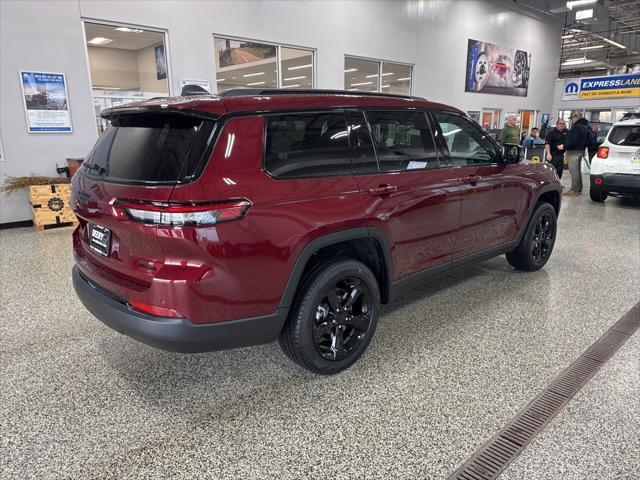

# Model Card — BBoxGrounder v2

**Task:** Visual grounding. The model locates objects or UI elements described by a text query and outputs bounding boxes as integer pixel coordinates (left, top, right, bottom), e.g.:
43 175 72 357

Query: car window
365 111 439 172
347 111 378 174
264 113 351 178
608 126 640 146
434 111 500 166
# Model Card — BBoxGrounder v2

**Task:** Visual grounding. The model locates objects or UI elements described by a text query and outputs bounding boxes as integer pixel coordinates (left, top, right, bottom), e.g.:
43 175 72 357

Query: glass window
264 113 351 179
345 57 379 92
347 111 378 174
281 47 314 89
83 112 216 183
345 57 413 94
366 111 439 172
381 62 412 95
608 126 640 146
84 22 169 135
214 37 314 92
434 111 500 167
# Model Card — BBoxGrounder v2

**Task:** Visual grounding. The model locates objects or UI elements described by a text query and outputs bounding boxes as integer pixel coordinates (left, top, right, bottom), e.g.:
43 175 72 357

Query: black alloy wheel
313 277 373 361
531 212 555 264
278 258 380 375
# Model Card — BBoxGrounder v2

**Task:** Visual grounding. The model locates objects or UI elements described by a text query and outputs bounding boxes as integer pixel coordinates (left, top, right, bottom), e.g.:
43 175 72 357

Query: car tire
590 188 608 202
278 258 380 375
506 202 557 272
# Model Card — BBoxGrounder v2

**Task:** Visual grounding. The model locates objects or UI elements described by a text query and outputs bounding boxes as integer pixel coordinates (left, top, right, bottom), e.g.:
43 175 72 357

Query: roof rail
218 88 425 100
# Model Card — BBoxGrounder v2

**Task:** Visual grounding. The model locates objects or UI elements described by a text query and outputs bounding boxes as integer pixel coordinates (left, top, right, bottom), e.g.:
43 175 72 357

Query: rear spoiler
100 105 219 121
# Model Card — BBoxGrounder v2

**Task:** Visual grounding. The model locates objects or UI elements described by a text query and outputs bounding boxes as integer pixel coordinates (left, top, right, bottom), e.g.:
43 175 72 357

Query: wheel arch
279 227 393 310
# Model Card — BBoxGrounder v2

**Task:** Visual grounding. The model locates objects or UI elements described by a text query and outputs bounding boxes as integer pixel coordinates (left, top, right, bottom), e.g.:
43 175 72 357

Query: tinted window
434 112 499 166
83 113 215 183
265 113 351 178
366 111 439 172
348 111 378 174
608 126 640 146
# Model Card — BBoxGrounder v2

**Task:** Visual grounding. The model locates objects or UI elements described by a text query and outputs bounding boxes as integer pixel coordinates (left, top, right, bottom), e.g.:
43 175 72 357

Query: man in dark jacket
564 112 589 196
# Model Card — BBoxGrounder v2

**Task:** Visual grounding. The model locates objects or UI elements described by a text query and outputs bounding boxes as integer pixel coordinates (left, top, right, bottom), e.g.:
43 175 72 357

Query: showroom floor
1 175 639 480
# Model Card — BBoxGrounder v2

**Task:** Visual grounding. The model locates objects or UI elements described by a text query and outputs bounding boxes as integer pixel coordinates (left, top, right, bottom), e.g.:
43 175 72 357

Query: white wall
0 0 563 224
88 46 140 90
0 0 98 224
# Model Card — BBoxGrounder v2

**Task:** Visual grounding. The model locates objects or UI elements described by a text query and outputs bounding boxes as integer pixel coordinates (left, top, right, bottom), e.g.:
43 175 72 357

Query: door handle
462 175 481 185
369 184 398 196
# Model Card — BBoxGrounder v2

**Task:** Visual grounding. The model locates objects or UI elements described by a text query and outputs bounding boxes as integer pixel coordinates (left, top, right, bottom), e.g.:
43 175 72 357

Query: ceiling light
217 78 226 82
566 0 596 10
381 85 390 89
246 81 266 86
561 34 574 39
87 37 113 45
397 77 411 81
603 38 626 49
288 64 312 71
283 76 306 81
579 45 604 50
380 72 393 77
282 84 301 88
242 72 265 78
365 74 379 78
562 58 593 65
344 68 358 73
114 27 144 33
350 81 373 86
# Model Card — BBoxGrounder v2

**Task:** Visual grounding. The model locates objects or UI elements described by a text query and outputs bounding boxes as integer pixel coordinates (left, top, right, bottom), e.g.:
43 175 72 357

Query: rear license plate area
89 224 111 257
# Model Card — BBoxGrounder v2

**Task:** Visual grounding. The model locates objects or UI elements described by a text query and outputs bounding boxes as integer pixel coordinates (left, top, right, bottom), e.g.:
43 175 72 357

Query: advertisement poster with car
19 71 72 133
465 39 531 96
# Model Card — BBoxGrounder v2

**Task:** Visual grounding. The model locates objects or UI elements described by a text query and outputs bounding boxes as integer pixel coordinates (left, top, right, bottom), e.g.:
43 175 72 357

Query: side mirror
502 143 523 164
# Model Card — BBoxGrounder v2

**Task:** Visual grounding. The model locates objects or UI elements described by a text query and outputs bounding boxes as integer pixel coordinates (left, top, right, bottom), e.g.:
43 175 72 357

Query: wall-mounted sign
19 71 72 133
563 74 640 100
179 79 211 93
466 111 481 124
465 39 531 97
155 45 167 80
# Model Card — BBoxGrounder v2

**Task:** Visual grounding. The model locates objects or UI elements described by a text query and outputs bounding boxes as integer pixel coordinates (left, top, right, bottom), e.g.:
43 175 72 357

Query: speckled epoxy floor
1 181 639 479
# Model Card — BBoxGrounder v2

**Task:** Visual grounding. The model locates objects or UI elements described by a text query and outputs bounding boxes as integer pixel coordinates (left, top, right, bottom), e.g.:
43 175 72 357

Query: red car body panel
71 91 561 352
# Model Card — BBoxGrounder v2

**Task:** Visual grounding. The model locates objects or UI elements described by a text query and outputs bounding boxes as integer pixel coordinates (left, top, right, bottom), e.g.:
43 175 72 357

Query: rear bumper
591 173 640 197
73 265 287 353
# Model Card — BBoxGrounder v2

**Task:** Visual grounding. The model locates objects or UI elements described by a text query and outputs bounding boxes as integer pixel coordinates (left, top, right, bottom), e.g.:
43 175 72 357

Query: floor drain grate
448 302 640 480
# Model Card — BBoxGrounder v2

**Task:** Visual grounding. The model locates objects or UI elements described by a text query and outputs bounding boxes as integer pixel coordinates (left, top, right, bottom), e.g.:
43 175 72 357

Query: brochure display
19 71 72 133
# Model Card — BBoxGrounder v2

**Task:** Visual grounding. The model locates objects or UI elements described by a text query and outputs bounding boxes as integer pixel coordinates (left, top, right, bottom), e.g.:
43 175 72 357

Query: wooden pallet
28 184 78 232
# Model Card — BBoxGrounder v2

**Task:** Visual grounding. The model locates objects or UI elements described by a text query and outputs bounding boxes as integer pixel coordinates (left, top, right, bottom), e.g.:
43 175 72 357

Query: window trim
213 33 316 92
262 110 355 180
429 110 504 168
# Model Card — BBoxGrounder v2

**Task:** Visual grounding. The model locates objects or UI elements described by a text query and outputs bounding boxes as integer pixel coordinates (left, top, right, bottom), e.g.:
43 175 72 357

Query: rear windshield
82 112 216 183
608 126 640 147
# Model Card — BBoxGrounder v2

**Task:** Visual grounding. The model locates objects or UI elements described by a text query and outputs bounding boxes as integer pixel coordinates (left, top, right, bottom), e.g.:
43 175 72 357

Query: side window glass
264 113 351 178
434 111 499 166
347 111 378 174
365 111 439 172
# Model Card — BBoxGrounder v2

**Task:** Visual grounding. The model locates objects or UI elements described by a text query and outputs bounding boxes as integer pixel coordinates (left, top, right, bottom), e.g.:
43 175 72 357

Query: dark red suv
72 89 561 374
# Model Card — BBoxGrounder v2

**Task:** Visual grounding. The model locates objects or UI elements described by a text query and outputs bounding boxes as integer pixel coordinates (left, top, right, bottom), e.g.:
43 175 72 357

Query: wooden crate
28 184 78 232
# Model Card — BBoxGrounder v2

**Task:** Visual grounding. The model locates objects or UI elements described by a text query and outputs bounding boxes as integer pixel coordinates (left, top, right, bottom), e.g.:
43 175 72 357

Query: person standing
545 118 567 179
499 115 520 144
523 127 544 148
564 112 590 196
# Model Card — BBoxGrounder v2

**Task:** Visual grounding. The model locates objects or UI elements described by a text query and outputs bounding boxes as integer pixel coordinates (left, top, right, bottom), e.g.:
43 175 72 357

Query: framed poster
465 39 531 97
19 71 72 133
466 110 481 124
179 79 211 93
155 44 167 80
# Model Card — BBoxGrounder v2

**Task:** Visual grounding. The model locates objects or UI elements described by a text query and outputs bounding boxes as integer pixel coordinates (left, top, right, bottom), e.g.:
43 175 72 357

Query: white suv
590 116 640 202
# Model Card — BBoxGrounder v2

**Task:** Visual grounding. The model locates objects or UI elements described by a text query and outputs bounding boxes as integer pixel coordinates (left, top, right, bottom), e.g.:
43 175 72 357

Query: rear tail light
129 299 183 318
113 199 251 226
594 177 603 185
597 146 609 159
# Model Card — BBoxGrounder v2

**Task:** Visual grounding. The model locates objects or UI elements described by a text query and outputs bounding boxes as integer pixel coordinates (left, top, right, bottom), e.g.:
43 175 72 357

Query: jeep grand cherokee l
71 89 562 374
